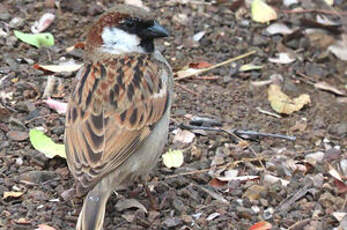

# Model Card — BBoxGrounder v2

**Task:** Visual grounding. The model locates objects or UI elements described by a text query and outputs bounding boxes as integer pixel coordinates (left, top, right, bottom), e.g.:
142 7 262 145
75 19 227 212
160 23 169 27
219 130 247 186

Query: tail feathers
76 187 111 230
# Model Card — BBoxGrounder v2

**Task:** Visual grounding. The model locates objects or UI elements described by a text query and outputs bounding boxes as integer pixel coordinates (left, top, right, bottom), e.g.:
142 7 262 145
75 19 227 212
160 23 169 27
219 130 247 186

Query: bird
64 4 173 230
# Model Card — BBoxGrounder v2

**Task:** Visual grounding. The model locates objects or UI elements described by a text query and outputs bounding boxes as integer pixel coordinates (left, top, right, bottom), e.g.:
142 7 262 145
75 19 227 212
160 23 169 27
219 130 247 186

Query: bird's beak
143 21 169 39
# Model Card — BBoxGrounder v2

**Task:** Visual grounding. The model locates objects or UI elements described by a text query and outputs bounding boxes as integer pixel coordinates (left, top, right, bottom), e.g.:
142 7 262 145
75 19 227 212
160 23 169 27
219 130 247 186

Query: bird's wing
65 54 170 194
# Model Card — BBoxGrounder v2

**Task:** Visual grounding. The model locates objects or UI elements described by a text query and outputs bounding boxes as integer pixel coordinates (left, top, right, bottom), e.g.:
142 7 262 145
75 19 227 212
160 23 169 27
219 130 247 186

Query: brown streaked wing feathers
65 55 168 194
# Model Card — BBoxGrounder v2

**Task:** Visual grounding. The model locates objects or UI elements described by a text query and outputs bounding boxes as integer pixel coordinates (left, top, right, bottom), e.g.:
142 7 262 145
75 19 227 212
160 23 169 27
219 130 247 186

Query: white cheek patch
101 27 145 54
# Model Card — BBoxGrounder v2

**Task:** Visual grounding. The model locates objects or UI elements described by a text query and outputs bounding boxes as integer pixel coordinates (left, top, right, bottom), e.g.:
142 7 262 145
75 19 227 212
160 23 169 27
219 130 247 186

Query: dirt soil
0 0 346 230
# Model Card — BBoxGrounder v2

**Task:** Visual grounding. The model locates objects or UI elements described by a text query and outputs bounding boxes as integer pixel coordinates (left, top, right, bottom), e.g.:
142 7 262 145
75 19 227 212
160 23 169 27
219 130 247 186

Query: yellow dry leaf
268 84 311 114
3 191 24 199
251 0 278 23
324 0 333 6
162 149 184 169
11 78 19 83
243 185 265 201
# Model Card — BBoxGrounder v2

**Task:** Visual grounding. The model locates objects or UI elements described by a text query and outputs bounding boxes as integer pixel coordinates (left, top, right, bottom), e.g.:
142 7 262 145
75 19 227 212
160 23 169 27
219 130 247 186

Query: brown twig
233 130 297 141
194 76 220 80
295 71 316 86
165 156 269 179
179 124 297 141
174 50 256 81
248 146 266 170
256 107 282 119
280 9 347 16
227 131 266 170
175 82 200 96
165 168 213 179
288 219 311 230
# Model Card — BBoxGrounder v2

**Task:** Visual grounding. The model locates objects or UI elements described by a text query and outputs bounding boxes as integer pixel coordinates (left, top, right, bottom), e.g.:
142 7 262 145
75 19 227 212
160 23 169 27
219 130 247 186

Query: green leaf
29 129 66 159
14 30 54 48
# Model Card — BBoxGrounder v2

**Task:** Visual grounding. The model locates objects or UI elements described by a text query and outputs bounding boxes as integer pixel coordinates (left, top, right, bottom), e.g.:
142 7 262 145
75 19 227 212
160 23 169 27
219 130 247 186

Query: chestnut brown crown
86 5 169 54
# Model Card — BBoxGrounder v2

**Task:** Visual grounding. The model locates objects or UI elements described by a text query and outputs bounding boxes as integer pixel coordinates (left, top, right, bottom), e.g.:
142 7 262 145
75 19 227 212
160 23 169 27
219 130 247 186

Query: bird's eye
125 18 139 28
126 20 134 27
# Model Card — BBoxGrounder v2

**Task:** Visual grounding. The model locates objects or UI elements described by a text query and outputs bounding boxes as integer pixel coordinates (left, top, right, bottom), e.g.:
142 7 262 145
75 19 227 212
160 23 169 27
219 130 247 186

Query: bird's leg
76 181 112 230
128 184 142 198
144 182 159 211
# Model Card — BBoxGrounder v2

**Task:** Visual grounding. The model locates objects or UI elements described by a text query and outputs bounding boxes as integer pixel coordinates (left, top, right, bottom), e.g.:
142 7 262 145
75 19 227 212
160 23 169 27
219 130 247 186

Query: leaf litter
1 0 346 229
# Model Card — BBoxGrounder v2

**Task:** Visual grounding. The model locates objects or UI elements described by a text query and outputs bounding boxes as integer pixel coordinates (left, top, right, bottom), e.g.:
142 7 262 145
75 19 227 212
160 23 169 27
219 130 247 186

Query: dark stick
179 124 296 141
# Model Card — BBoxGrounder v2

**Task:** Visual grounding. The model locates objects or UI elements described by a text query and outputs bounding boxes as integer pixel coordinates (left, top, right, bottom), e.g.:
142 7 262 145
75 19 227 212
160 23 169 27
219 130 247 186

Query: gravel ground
0 0 346 229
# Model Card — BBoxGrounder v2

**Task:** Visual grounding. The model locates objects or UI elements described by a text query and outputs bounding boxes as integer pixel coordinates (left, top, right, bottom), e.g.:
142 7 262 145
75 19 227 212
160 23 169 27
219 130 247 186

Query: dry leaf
173 129 195 144
36 224 57 230
208 178 227 188
283 0 298 6
216 169 238 181
0 104 10 119
188 61 212 69
172 13 189 25
206 212 220 221
268 52 295 64
305 151 325 166
263 174 289 187
31 13 55 33
249 221 272 230
324 0 333 6
3 191 24 199
162 149 184 169
266 23 294 35
191 145 202 159
239 63 263 72
193 31 206 42
44 98 67 114
289 119 307 132
332 212 346 222
15 217 30 224
341 159 347 177
116 198 148 213
328 34 347 61
42 76 58 98
66 42 85 52
251 0 277 23
33 61 83 73
306 31 335 50
328 163 343 182
7 131 28 141
0 28 7 37
334 179 347 194
243 185 265 200
121 214 135 223
268 84 311 114
316 15 339 26
124 0 150 11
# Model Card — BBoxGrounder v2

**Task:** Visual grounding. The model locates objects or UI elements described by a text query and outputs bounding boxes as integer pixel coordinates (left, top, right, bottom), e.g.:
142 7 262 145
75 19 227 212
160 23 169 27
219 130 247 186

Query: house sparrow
64 4 172 230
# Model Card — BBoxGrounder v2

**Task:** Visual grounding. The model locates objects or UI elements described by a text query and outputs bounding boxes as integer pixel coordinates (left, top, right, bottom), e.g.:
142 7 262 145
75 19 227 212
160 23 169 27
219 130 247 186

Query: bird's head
86 5 169 55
